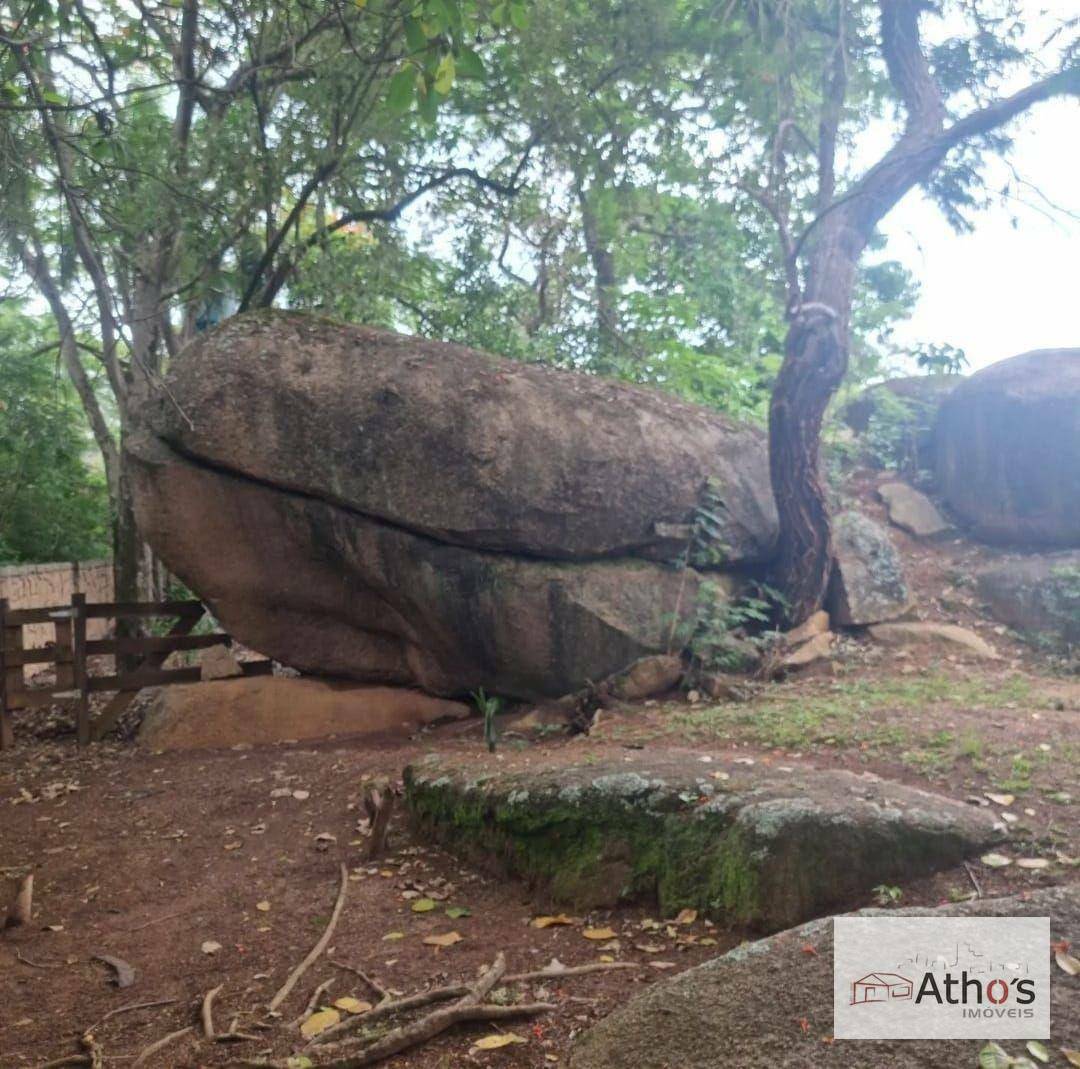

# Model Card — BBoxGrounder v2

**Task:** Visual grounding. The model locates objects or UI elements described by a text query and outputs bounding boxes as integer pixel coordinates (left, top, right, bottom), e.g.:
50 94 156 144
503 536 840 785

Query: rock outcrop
976 551 1080 645
139 676 468 750
827 511 911 626
129 311 776 699
935 348 1080 546
568 885 1080 1069
404 752 1003 931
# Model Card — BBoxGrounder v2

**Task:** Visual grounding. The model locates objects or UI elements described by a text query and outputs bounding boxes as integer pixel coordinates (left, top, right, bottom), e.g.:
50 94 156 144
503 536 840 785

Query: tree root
132 1025 194 1067
202 983 224 1039
268 863 348 1013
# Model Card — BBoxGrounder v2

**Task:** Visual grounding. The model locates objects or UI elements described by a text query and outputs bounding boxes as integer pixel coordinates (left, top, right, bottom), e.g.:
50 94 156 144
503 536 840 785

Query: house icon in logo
850 973 914 1005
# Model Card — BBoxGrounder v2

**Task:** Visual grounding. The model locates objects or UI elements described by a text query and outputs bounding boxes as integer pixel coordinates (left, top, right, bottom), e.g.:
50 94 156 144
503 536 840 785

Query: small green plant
471 687 502 754
1043 565 1080 654
862 390 922 472
872 884 903 907
687 581 783 674
913 342 969 376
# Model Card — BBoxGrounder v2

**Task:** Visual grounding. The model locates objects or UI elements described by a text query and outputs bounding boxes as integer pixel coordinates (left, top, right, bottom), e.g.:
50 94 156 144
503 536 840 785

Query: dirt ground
2 474 1078 1068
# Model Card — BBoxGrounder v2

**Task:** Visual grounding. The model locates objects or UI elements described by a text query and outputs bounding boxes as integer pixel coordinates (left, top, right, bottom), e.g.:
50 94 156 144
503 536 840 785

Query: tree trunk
112 448 146 669
769 222 863 625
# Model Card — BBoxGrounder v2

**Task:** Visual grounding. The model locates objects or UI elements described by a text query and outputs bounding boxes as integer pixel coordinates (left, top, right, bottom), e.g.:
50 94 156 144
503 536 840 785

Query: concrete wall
0 561 114 673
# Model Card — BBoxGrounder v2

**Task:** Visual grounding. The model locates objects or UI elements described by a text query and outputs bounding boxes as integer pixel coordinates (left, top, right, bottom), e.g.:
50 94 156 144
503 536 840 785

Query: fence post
72 593 90 747
0 598 11 751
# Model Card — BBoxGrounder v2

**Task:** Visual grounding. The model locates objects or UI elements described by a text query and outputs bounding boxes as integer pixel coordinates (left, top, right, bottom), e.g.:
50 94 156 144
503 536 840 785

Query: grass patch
663 671 1037 760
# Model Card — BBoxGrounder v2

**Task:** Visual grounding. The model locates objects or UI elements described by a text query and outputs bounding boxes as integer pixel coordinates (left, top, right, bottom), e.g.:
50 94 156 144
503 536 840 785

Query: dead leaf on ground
1063 1052 1080 1069
673 908 697 925
1016 858 1050 870
299 1008 340 1038
256 900 271 912
94 954 135 988
201 940 222 955
411 898 437 913
980 853 1012 868
1056 951 1080 976
333 997 372 1014
985 792 1015 807
649 961 678 970
582 927 617 941
423 931 464 948
532 914 576 929
472 1033 527 1050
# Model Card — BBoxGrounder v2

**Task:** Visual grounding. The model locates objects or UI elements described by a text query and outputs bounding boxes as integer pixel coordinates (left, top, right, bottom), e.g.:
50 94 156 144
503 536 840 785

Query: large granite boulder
568 885 1080 1069
128 311 775 699
404 752 1002 931
977 551 1080 646
935 348 1080 546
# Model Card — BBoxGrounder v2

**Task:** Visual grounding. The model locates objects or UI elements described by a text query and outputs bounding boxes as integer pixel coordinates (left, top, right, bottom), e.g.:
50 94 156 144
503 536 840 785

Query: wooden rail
0 595 271 749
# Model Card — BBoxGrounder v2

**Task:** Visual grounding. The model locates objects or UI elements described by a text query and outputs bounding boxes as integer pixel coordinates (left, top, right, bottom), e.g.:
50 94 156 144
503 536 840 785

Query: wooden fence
0 595 271 749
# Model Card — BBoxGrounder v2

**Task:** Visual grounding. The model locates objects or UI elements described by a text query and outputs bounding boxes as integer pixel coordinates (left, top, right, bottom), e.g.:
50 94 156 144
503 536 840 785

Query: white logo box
833 916 1050 1040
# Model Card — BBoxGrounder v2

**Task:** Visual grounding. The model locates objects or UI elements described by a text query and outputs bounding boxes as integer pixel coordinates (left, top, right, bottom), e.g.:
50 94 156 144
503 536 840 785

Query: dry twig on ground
131 1025 194 1067
267 863 348 1013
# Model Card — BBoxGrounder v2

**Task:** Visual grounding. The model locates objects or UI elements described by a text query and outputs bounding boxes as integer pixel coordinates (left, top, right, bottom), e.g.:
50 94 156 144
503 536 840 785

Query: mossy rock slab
568 884 1080 1069
404 752 1003 931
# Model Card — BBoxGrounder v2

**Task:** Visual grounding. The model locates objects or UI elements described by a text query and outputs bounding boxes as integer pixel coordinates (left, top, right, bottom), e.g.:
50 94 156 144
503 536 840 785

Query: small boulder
609 654 684 701
781 610 829 647
976 551 1080 645
139 676 468 750
780 630 834 669
405 752 1002 932
568 885 1080 1069
867 621 1000 660
878 481 950 538
828 511 911 626
199 643 243 680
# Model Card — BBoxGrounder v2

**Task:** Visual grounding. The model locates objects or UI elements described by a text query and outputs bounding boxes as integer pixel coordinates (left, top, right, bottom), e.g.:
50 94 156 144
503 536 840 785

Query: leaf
674 908 697 925
508 1 529 30
986 792 1015 806
1016 858 1049 870
383 931 405 941
980 852 1013 868
286 1058 315 1069
386 68 416 114
433 53 455 95
300 1008 340 1038
201 940 222 955
979 1042 1012 1069
473 1033 527 1050
94 954 135 988
583 927 617 941
333 997 373 1015
1063 1051 1080 1068
445 906 471 919
411 898 437 912
1056 950 1080 976
456 46 485 80
423 930 463 947
256 900 271 912
1025 1041 1049 1063
532 914 576 928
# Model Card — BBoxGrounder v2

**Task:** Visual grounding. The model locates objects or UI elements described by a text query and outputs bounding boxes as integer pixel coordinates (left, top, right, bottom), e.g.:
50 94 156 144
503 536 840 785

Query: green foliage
687 582 781 675
861 391 922 472
872 883 903 907
471 687 503 753
913 342 969 376
0 308 109 563
1043 566 1080 654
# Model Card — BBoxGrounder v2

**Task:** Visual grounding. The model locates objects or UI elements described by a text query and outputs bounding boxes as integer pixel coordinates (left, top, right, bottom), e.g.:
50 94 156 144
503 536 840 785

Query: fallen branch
268 863 348 1013
4 873 33 929
363 783 398 861
84 998 177 1036
289 977 333 1029
37 1056 89 1069
964 860 983 899
313 958 633 1045
131 1025 193 1067
202 983 224 1039
328 960 391 1004
16 948 64 969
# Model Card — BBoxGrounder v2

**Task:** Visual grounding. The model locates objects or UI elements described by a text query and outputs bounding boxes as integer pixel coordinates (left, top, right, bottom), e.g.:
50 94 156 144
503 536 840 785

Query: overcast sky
874 74 1079 374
